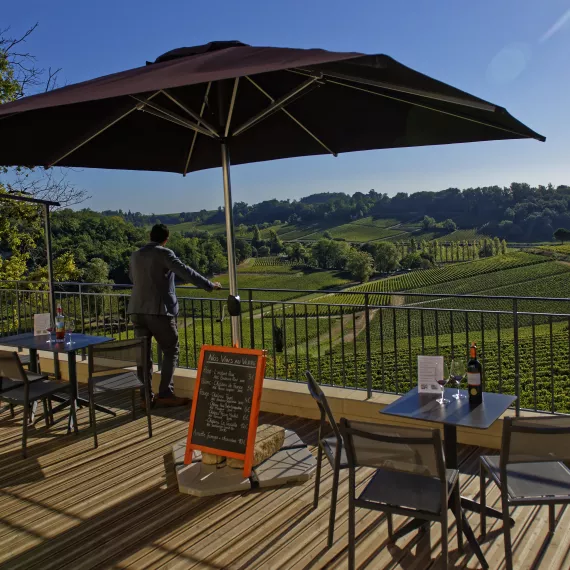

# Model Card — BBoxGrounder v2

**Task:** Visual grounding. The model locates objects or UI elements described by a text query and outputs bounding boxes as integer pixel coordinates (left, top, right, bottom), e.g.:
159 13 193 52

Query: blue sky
3 0 570 213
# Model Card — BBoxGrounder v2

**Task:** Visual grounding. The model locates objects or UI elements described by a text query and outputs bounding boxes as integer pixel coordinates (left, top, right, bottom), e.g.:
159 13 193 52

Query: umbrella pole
43 203 60 378
221 142 241 347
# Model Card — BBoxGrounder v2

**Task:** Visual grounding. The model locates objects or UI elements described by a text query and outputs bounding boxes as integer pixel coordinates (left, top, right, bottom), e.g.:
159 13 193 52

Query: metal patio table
381 387 517 569
0 332 114 431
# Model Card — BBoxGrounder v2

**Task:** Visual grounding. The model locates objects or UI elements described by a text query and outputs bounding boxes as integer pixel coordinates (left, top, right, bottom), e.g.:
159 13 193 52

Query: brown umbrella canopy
0 41 544 174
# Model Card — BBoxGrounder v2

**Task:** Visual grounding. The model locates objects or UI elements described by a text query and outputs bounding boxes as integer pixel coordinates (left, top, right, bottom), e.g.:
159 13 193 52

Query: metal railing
2 280 570 416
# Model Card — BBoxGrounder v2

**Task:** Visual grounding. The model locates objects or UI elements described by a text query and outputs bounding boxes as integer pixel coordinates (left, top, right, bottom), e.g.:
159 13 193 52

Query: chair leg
387 513 394 540
131 389 136 420
440 510 449 570
313 443 323 510
453 484 463 552
48 398 54 425
42 399 50 428
10 404 15 418
502 497 513 570
328 456 341 548
22 402 28 459
548 504 556 534
480 462 487 538
144 378 152 439
88 380 98 448
348 470 356 570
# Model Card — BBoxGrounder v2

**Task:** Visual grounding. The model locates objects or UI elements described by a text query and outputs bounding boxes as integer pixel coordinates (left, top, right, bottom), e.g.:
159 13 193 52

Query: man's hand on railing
212 282 223 290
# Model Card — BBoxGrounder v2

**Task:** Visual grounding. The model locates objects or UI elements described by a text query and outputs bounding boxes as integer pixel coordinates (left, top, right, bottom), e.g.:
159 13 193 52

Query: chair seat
359 468 459 514
91 371 142 392
322 435 349 468
482 455 570 500
0 380 69 403
0 372 47 393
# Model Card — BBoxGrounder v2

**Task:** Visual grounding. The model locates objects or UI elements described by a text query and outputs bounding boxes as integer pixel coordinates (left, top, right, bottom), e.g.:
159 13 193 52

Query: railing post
364 292 372 399
15 282 20 333
79 284 86 361
249 289 255 349
513 298 520 416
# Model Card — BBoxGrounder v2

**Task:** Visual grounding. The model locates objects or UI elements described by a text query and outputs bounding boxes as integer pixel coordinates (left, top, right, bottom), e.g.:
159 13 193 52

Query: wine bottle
55 303 65 341
467 342 482 407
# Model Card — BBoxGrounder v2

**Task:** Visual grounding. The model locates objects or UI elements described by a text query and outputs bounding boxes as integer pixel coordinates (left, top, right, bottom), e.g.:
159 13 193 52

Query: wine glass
45 317 56 344
449 359 467 400
65 319 76 345
436 361 451 405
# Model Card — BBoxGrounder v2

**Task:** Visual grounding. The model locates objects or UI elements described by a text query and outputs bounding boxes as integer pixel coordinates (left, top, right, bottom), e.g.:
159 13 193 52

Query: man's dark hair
150 223 169 243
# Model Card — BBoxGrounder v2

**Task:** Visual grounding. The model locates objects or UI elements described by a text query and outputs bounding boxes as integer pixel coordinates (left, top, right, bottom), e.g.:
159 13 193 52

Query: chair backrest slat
0 350 27 389
340 418 445 479
89 339 148 379
503 416 570 464
306 370 342 442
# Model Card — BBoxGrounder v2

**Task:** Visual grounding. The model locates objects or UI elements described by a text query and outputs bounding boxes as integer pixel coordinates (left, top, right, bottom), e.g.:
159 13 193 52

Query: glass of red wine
436 361 451 405
449 359 466 400
45 317 55 344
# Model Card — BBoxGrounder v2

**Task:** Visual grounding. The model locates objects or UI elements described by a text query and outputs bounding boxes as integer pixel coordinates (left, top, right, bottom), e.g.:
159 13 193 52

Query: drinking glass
436 361 450 405
449 359 467 400
65 319 76 345
45 317 56 344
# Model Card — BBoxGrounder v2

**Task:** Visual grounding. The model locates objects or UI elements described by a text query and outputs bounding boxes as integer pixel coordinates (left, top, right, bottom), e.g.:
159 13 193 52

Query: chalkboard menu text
184 345 266 476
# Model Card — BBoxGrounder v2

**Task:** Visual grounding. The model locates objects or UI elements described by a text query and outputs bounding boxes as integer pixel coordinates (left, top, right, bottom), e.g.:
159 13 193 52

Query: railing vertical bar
328 304 333 386
465 311 469 362
532 314 537 412
481 312 486 392
497 312 502 393
550 315 555 413
260 301 266 353
379 307 385 392
200 300 206 345
339 306 346 387
513 298 520 416
218 299 224 346
364 293 372 398
293 304 299 382
435 311 439 355
249 290 255 349
282 303 288 380
393 309 398 394
316 304 322 383
209 300 215 344
450 311 454 359
191 299 198 367
407 308 412 392
304 305 310 373
352 308 357 389
15 283 20 333
271 303 277 380
183 299 189 367
420 309 425 354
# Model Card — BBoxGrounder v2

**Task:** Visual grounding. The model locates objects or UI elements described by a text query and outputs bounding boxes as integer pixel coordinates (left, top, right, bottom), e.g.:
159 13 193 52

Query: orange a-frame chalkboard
184 345 266 478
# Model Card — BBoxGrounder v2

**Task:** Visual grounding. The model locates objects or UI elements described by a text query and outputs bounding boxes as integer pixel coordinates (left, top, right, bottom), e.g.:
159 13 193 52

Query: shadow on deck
1 393 569 569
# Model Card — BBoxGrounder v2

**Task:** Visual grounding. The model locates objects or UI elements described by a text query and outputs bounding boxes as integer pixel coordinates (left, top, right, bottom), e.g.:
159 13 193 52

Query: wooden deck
1 392 570 570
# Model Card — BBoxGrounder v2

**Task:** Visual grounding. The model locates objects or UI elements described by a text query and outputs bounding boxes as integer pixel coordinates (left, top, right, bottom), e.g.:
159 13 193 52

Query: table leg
67 351 78 434
460 497 515 526
443 424 458 469
390 518 429 541
29 349 39 374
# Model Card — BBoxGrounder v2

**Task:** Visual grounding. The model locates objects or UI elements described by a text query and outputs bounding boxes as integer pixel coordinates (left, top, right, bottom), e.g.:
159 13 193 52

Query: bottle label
467 372 481 386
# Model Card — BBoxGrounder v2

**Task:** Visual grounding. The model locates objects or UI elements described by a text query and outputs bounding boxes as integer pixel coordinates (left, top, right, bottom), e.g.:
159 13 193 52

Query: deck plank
2 393 570 569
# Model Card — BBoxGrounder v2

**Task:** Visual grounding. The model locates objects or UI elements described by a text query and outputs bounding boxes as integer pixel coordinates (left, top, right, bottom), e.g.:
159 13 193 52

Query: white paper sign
34 313 51 336
418 355 444 394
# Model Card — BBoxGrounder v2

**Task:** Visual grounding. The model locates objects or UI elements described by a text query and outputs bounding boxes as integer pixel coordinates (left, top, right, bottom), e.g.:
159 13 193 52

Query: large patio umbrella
0 40 544 345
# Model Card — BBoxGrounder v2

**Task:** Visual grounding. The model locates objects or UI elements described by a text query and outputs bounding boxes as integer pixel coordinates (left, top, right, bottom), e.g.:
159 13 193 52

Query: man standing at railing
128 224 222 407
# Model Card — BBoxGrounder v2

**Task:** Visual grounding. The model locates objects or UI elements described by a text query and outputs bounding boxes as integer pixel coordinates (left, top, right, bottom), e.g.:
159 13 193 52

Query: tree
422 215 436 230
346 249 374 282
268 229 284 254
443 219 457 232
323 230 333 239
251 225 263 248
258 245 270 257
82 258 111 285
310 238 350 270
501 239 508 254
409 237 417 252
400 252 422 269
553 227 570 244
287 242 309 264
493 236 501 255
234 238 252 263
366 242 399 273
0 25 89 207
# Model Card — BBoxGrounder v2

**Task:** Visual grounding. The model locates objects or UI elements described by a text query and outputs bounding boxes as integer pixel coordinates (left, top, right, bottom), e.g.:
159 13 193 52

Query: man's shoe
154 395 190 407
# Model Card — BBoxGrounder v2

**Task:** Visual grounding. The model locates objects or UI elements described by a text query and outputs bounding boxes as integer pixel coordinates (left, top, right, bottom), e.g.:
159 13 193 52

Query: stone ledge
3 347 530 450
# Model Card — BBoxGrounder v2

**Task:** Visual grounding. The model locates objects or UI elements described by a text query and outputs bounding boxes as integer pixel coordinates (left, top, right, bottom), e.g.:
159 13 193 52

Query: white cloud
540 8 570 43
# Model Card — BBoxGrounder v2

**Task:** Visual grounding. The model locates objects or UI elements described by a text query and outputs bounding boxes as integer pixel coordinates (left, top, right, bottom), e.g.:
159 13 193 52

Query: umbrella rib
184 82 212 176
245 76 337 157
287 68 497 112
224 78 240 138
232 75 322 137
324 77 531 140
130 96 217 139
48 91 161 167
161 90 220 137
